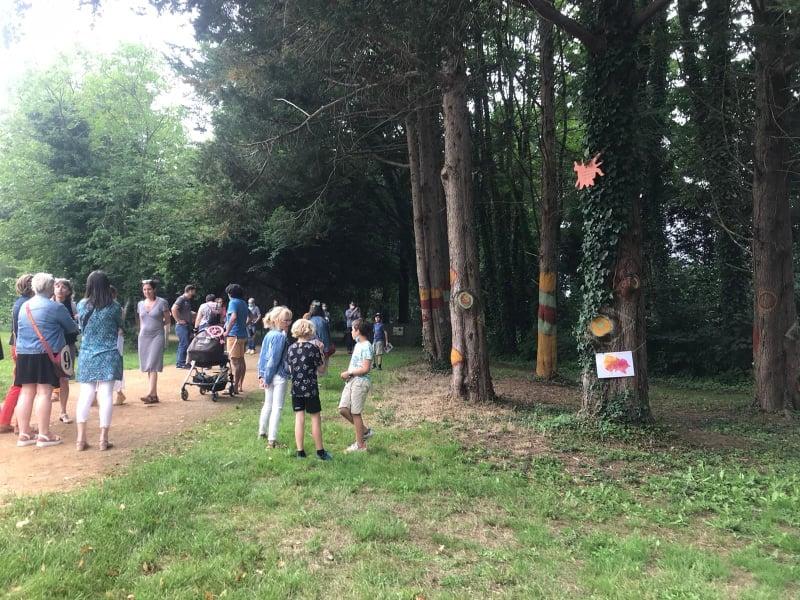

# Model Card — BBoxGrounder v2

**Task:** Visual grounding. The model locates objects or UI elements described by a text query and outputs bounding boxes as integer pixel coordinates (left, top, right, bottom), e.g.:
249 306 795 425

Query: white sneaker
345 442 367 453
364 428 375 440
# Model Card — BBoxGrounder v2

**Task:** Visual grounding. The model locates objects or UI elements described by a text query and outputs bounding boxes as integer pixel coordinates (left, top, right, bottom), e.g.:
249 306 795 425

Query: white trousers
258 375 287 441
77 381 114 428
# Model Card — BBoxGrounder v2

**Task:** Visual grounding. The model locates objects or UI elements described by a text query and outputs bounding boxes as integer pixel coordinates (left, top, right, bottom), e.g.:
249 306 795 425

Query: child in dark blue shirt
287 318 332 460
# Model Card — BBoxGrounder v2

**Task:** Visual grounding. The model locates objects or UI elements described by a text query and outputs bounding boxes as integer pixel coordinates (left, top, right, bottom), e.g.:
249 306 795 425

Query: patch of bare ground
378 365 576 459
0 353 263 499
383 364 790 464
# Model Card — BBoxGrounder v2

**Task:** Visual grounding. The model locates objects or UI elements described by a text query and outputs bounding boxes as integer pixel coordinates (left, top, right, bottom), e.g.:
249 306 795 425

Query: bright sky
0 0 210 137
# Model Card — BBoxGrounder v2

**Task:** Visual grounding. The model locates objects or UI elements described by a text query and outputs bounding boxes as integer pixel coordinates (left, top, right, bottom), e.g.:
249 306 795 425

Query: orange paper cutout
574 153 604 189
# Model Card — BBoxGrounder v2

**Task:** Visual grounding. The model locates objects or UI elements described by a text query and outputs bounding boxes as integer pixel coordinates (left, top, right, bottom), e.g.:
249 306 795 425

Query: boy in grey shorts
339 319 375 452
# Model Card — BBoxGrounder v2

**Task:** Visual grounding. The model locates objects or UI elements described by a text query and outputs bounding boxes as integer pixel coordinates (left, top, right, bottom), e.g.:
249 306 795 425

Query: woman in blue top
14 273 79 448
257 305 292 448
75 271 123 451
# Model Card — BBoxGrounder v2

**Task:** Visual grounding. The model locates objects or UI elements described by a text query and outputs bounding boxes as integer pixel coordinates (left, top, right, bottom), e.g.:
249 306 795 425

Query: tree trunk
536 11 559 378
751 0 800 412
406 108 450 365
578 19 651 422
417 105 452 362
440 48 495 402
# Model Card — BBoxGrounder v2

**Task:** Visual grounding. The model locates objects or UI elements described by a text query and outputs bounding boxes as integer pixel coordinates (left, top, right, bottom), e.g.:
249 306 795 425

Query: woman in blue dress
75 271 123 451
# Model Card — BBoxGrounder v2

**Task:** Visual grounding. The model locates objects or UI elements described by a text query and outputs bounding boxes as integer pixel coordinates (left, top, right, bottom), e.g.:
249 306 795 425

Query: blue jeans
247 325 257 351
176 323 191 367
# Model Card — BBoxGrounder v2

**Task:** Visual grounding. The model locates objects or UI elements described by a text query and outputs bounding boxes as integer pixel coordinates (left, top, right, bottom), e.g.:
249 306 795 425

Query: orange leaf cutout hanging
574 153 604 189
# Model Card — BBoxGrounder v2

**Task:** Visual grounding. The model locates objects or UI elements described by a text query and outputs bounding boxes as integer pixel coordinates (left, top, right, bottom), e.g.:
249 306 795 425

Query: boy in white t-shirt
339 319 375 452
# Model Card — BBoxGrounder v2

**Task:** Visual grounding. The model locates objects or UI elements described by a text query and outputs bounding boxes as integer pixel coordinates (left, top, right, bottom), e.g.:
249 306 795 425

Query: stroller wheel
199 387 206 395
228 383 236 396
211 392 218 402
180 387 189 401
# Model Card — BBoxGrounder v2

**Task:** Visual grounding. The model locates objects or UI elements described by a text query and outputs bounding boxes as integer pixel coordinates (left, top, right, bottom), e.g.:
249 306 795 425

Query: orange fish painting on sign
603 354 630 373
595 351 635 378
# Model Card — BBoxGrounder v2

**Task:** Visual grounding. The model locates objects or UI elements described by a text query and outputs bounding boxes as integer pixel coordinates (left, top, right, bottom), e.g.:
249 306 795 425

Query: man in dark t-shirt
171 284 196 368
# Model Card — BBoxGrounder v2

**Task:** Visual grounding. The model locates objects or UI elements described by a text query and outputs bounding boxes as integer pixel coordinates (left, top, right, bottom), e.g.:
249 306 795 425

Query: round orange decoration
456 291 474 310
589 315 614 338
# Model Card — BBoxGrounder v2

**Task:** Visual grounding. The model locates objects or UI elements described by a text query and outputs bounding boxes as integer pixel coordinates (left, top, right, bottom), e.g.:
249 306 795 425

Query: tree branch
511 0 606 53
632 0 672 32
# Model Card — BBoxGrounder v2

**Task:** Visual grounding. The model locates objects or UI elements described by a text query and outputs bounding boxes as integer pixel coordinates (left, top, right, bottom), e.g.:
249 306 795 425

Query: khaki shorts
226 337 247 359
373 341 385 356
339 377 370 415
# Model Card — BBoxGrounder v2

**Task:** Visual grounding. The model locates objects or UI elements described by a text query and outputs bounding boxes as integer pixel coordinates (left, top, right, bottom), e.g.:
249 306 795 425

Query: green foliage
0 45 211 300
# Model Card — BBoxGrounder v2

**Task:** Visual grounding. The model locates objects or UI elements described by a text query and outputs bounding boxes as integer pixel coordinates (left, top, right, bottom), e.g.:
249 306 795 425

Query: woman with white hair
13 272 79 448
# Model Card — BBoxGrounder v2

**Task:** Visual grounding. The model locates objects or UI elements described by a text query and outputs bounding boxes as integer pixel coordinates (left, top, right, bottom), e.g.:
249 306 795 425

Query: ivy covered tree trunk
578 20 651 422
406 107 451 366
536 11 559 379
440 47 495 402
750 0 800 411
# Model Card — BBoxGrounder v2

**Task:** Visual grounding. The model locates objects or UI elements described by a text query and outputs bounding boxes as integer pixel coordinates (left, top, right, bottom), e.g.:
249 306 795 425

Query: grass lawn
1 348 798 598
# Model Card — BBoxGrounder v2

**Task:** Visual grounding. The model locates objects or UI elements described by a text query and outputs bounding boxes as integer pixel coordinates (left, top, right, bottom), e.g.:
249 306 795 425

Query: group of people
0 273 390 458
0 272 124 449
0 274 262 450
257 301 387 458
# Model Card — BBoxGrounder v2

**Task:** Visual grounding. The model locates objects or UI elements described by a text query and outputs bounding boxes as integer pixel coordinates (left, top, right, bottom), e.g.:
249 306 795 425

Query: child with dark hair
287 319 332 460
339 318 374 452
372 313 388 370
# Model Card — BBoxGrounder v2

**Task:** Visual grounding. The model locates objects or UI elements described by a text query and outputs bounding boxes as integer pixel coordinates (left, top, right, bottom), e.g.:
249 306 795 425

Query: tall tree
0 46 208 300
750 0 799 411
519 0 670 421
441 45 495 401
536 5 559 378
407 104 452 365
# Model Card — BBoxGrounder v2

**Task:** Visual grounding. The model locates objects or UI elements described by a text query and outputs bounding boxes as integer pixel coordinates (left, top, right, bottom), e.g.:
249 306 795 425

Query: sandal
100 440 114 451
142 395 159 405
59 413 73 424
36 433 63 448
76 440 90 451
16 432 37 447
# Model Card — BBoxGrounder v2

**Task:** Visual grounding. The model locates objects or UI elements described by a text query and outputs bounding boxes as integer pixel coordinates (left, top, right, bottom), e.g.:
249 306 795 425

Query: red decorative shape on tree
574 153 604 189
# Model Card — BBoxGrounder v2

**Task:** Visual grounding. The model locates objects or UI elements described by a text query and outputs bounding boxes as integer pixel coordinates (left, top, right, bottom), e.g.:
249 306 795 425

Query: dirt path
0 354 262 498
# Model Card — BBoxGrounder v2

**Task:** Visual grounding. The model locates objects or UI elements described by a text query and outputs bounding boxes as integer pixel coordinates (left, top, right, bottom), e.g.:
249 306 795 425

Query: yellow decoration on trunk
450 347 463 366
